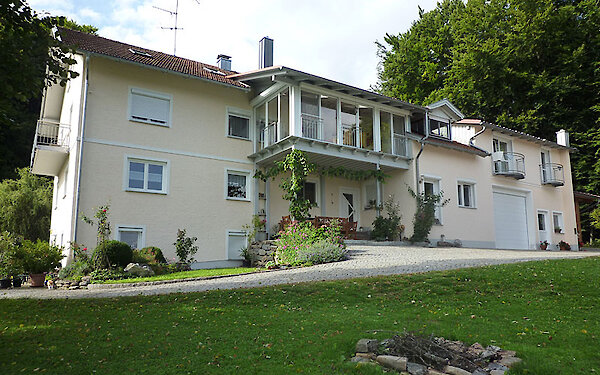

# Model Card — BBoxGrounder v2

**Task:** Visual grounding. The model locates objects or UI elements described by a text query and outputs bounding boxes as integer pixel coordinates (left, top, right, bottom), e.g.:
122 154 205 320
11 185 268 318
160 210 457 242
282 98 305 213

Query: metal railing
261 121 278 148
342 124 361 147
34 120 70 147
301 113 323 140
392 133 408 156
540 163 565 186
492 151 526 179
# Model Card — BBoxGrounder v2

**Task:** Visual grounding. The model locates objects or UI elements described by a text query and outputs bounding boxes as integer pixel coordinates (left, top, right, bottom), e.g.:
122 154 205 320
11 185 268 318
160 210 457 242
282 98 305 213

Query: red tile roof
57 28 249 90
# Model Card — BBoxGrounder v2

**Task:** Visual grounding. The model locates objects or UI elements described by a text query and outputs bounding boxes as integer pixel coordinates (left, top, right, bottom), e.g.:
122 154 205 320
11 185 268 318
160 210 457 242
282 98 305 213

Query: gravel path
1 246 597 300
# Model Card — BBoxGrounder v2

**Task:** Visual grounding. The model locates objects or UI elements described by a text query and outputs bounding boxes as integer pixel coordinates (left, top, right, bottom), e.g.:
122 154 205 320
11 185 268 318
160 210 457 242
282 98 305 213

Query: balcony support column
289 85 302 137
373 109 381 152
376 163 382 217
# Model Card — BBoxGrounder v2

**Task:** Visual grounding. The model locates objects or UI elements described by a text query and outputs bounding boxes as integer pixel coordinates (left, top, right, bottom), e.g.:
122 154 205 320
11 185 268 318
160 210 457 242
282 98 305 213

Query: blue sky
29 0 439 90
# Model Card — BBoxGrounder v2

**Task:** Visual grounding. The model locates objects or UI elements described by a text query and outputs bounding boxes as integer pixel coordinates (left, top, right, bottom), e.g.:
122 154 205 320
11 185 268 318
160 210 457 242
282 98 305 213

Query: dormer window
430 118 450 138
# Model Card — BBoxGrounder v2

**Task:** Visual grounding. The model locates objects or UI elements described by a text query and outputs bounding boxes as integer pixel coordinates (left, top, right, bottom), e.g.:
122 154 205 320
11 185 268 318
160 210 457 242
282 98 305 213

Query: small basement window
117 226 144 249
129 88 172 127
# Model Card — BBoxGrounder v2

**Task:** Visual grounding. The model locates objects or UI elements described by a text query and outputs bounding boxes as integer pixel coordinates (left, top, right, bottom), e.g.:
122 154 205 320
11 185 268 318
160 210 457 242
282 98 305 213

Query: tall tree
0 1 94 180
378 0 600 194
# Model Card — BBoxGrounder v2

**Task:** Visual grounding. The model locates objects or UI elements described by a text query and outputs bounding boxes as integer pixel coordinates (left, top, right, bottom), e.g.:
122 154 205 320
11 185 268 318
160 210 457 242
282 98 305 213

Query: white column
265 179 270 236
373 109 381 152
355 106 360 147
336 98 342 145
276 93 282 143
289 85 302 137
320 175 326 216
376 164 382 217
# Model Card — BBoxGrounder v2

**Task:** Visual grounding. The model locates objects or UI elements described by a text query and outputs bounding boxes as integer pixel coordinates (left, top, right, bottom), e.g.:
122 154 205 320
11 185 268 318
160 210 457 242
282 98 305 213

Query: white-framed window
552 211 564 234
363 182 378 208
117 226 145 249
226 169 251 201
422 175 442 224
125 157 169 194
226 108 251 140
429 118 450 138
299 179 319 207
128 87 172 127
457 181 476 208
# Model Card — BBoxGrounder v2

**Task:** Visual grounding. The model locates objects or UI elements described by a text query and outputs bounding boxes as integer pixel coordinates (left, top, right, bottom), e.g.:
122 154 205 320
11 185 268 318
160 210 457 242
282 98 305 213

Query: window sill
129 118 170 128
226 197 251 202
458 205 477 209
125 188 168 195
227 135 251 142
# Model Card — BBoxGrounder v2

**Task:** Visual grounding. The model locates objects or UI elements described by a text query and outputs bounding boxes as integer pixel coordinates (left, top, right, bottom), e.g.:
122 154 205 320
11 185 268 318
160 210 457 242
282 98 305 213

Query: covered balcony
540 163 565 186
30 120 70 176
492 151 525 179
250 78 416 171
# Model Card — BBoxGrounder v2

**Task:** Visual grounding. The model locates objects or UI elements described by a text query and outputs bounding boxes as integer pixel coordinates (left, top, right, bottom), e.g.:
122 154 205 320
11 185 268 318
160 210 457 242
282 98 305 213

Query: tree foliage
378 0 600 194
0 168 52 241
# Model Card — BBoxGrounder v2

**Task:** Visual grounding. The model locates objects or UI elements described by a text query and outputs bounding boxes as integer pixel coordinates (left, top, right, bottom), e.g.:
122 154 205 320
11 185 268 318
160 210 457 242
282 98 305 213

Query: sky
29 0 439 90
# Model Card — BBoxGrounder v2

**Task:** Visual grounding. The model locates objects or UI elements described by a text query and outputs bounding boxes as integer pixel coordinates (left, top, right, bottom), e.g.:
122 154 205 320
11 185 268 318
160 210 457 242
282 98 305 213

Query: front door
537 211 550 246
340 188 359 224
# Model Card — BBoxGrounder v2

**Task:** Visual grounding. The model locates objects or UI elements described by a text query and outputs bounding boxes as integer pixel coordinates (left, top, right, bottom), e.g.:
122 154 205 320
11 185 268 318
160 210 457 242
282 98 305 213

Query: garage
493 192 529 249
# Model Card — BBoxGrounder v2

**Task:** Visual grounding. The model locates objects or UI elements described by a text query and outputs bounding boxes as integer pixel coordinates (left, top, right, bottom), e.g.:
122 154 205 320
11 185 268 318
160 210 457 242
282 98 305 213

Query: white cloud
28 0 438 89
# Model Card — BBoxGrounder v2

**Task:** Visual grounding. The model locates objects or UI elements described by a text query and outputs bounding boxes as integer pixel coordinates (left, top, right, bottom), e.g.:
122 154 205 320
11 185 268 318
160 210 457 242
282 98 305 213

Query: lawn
1 257 598 374
98 267 258 284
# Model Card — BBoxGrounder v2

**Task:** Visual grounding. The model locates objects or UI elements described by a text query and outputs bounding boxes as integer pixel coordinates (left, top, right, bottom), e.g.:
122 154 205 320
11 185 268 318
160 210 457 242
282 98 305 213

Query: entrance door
340 188 359 224
537 211 550 245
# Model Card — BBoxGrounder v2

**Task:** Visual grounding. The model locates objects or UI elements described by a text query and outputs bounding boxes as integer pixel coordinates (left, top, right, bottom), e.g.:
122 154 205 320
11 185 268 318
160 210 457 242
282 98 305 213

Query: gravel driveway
1 246 597 300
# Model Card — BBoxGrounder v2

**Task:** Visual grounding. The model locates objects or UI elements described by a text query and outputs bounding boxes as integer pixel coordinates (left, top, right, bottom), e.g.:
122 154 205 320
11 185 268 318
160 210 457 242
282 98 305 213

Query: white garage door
493 192 529 249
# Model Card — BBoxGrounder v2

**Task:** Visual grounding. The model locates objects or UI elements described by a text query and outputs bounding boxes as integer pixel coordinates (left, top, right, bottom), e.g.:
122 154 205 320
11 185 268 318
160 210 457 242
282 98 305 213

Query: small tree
82 204 111 246
174 229 198 264
591 207 600 230
0 168 52 241
409 186 448 243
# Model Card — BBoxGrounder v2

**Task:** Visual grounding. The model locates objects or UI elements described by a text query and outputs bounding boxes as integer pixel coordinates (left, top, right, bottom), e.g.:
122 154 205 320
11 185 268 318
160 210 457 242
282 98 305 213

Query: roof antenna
154 0 200 56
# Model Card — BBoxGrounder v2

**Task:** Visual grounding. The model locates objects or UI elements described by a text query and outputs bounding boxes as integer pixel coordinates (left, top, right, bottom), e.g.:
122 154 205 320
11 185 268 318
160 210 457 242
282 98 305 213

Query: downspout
72 55 90 245
414 111 430 195
469 124 486 148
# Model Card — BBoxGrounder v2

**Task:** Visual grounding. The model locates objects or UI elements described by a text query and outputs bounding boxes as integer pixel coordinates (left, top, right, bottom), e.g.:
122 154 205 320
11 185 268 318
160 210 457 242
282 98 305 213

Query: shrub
92 240 132 269
371 195 403 241
89 268 132 283
132 247 167 264
58 259 91 281
275 220 345 266
295 240 348 266
19 239 64 274
174 229 198 264
0 232 23 277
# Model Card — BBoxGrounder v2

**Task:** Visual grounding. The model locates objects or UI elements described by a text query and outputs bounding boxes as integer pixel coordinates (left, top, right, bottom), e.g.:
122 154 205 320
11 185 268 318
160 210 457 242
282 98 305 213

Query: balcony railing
301 113 322 140
261 121 278 148
540 163 565 186
34 120 70 147
342 124 361 147
492 151 525 179
392 133 408 157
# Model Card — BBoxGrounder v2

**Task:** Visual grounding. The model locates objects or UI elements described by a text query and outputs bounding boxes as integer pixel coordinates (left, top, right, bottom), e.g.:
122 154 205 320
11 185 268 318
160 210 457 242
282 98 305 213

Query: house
30 29 579 267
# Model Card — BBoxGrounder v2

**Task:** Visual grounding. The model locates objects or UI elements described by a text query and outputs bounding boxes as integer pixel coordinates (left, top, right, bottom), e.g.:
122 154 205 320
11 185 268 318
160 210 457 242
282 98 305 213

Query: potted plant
239 246 254 267
244 215 267 243
558 240 571 251
539 240 549 250
20 240 64 287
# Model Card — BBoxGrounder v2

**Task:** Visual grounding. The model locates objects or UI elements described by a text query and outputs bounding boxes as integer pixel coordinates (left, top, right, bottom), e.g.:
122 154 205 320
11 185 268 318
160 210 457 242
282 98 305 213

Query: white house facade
30 29 579 267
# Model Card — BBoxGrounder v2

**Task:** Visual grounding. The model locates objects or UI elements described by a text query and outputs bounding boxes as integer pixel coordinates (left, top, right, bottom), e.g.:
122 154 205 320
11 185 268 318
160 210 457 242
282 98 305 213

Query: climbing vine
254 150 388 220
408 186 449 243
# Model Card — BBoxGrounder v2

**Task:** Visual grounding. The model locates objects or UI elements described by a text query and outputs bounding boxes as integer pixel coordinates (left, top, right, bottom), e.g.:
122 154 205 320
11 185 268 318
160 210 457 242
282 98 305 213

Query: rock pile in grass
351 333 521 375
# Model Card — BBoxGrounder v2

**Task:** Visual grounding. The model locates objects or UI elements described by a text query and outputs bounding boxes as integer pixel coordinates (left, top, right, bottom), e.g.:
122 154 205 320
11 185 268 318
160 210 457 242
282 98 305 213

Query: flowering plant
275 220 346 266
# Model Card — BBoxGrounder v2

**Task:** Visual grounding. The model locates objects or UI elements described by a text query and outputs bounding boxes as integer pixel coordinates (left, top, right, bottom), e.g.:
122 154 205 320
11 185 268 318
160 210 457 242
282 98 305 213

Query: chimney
259 36 273 69
217 54 231 71
556 129 569 147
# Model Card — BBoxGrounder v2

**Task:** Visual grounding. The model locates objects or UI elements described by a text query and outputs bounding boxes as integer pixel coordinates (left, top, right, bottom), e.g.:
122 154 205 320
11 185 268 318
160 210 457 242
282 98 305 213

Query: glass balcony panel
321 96 337 143
359 107 373 150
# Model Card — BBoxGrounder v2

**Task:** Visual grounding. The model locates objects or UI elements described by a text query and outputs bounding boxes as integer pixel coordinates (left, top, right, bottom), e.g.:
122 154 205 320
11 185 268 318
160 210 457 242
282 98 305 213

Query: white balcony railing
492 151 525 179
301 113 322 140
30 120 71 176
261 121 278 148
540 163 565 186
392 133 408 157
34 120 70 147
342 124 361 147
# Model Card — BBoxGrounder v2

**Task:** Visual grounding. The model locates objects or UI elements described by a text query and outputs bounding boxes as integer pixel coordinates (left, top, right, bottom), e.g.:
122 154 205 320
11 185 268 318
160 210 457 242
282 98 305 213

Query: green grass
99 267 258 284
1 257 599 374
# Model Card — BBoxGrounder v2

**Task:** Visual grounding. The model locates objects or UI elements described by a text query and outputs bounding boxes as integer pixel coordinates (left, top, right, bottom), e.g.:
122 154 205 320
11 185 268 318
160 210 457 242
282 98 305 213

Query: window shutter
131 92 170 125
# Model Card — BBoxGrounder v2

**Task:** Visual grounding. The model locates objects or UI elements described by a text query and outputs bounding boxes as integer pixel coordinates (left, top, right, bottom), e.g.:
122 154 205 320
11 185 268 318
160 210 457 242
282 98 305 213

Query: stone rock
490 370 506 375
487 345 501 352
498 356 522 368
356 339 379 353
407 362 427 375
81 276 91 283
350 356 371 363
453 239 463 247
377 355 407 371
380 338 395 349
480 349 499 360
472 370 488 375
444 365 472 375
79 280 89 287
487 363 509 372
355 352 376 360
124 263 155 277
68 285 79 290
498 350 516 357
71 281 79 286
427 369 447 375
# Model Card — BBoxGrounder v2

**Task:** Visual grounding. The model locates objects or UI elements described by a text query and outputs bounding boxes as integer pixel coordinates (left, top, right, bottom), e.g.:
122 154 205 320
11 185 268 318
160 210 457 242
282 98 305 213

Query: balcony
540 163 565 186
30 120 70 176
492 151 525 179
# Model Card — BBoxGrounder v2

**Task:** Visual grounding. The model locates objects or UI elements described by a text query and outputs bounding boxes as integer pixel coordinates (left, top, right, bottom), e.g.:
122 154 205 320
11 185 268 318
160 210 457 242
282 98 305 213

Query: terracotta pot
540 244 548 250
29 273 46 287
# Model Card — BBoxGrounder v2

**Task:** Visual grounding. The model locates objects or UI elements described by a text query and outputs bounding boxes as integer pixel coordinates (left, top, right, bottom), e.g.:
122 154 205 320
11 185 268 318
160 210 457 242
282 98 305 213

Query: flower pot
242 260 251 267
256 231 267 242
540 244 548 250
0 278 11 289
29 273 46 287
12 276 22 288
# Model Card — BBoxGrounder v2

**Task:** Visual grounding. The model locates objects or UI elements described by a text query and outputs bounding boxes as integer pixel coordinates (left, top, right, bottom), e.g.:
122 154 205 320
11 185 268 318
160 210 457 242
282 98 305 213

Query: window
226 170 250 200
126 158 168 194
538 213 546 231
430 118 450 138
299 181 318 206
457 182 475 208
117 226 144 249
364 182 377 208
423 177 442 224
553 212 564 234
228 114 250 139
129 88 171 126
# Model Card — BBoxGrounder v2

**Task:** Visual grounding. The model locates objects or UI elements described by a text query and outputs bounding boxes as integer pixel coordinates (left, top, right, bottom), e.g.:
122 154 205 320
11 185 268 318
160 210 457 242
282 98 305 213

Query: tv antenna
154 0 200 56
